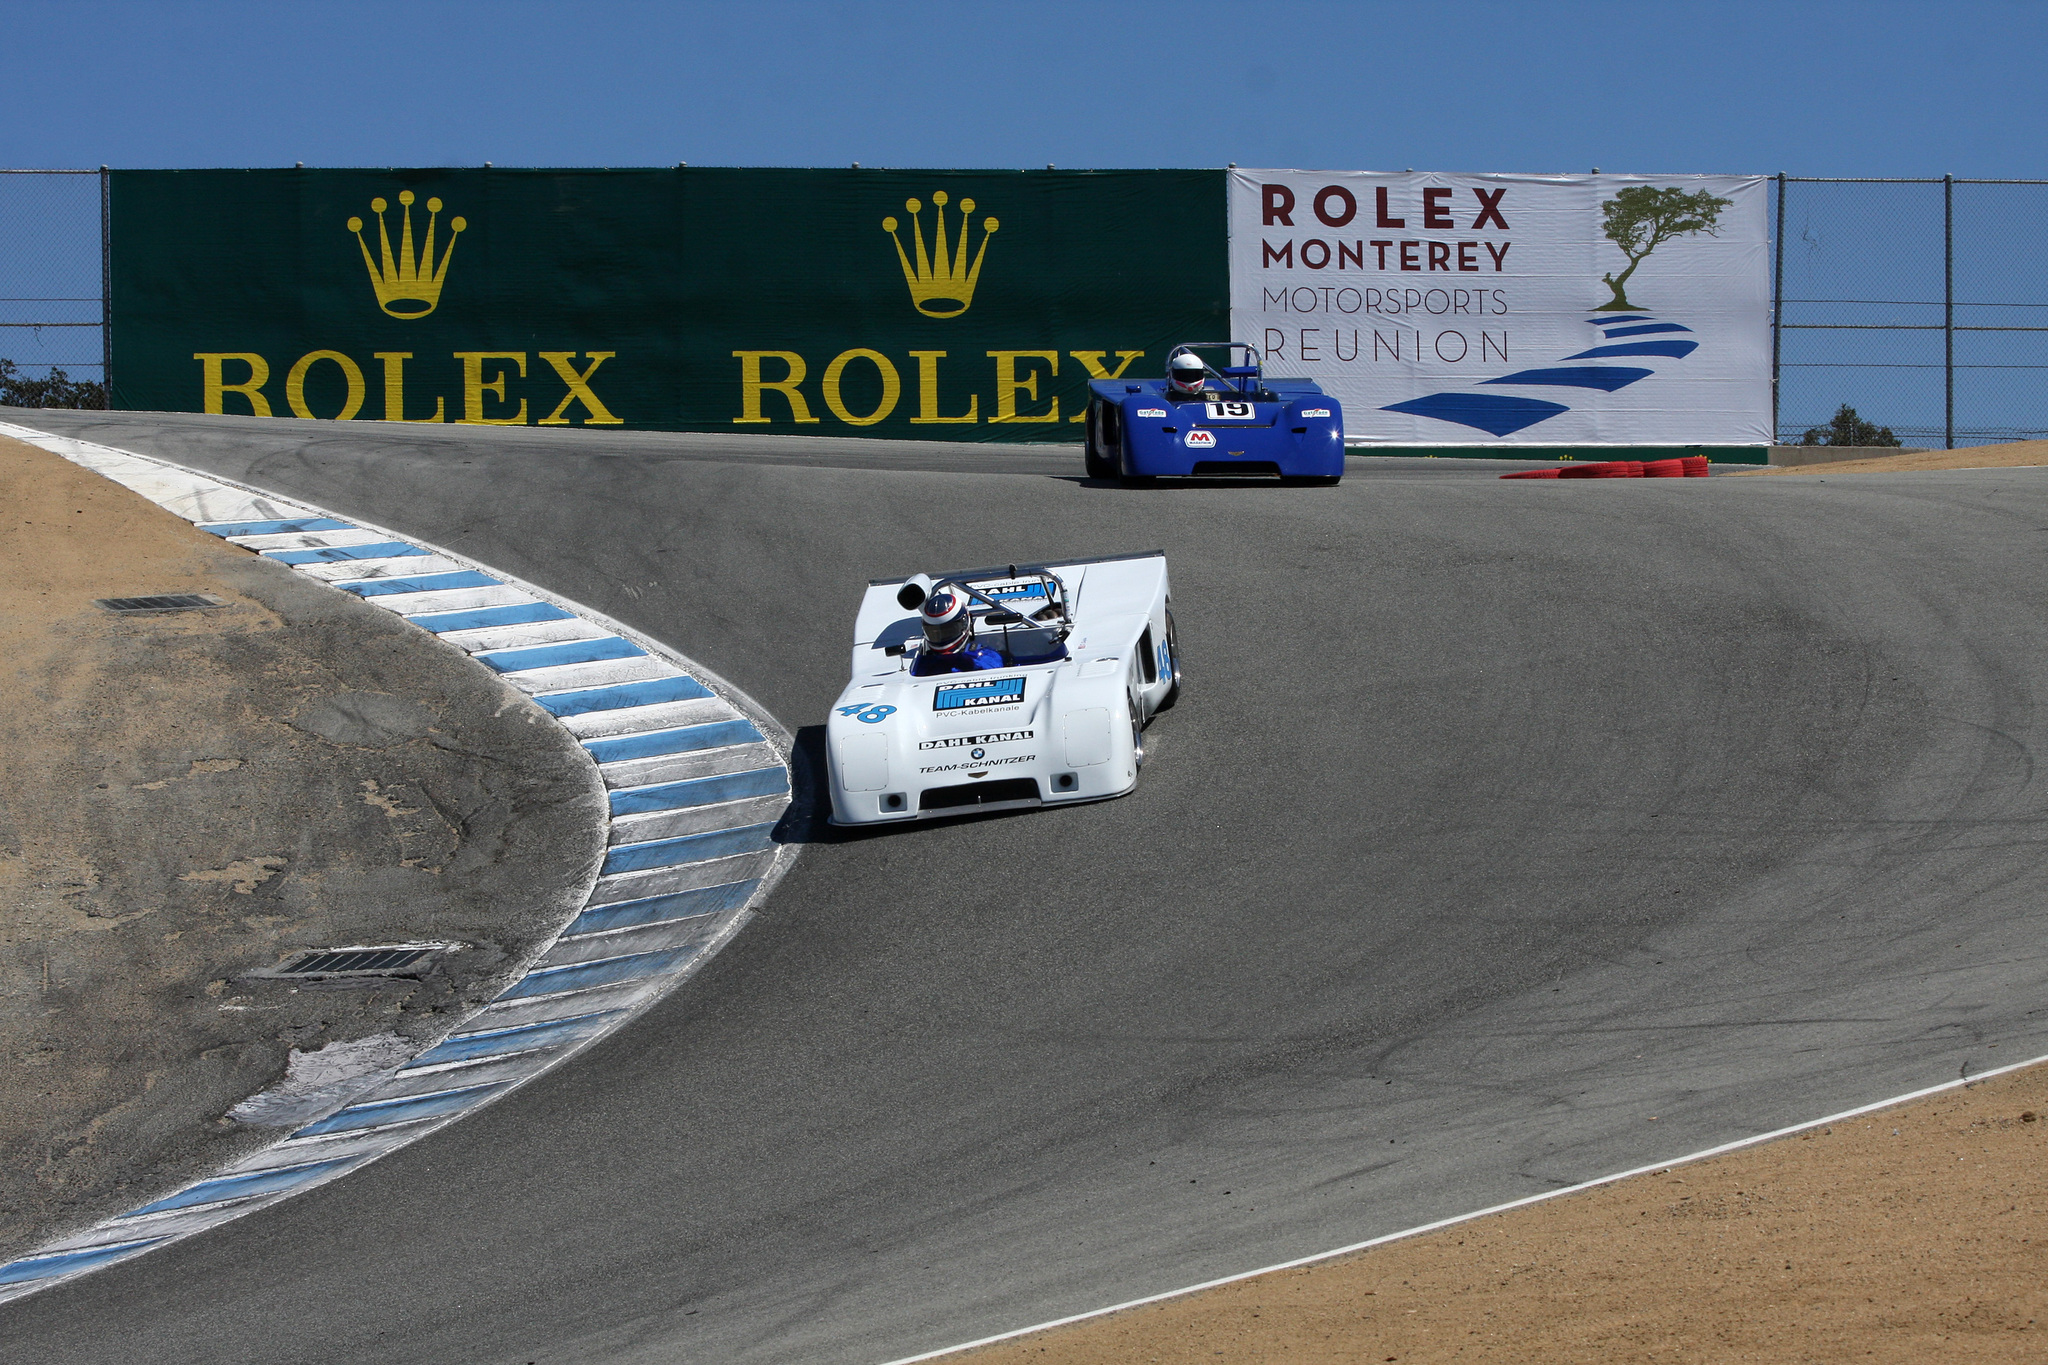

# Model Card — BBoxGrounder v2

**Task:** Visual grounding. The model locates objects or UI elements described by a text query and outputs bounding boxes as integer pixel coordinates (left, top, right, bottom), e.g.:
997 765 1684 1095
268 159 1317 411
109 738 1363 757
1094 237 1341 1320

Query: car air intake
919 778 1041 811
1192 461 1282 476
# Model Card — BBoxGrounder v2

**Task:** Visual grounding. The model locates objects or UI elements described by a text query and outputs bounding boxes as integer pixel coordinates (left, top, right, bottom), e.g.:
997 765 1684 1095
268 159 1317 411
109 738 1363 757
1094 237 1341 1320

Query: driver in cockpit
911 586 1004 675
1166 351 1209 401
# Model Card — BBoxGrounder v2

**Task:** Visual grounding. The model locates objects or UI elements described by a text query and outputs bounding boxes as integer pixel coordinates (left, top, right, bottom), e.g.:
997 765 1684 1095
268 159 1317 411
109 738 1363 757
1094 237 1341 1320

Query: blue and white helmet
920 587 973 653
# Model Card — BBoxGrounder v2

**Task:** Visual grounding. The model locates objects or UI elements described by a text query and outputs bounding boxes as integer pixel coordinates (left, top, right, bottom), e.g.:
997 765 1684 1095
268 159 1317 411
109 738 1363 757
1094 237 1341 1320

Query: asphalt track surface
5 409 2048 1364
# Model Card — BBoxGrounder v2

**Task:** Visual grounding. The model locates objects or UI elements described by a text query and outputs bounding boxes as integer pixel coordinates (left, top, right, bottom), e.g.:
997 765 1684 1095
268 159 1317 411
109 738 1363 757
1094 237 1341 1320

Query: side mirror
896 574 931 611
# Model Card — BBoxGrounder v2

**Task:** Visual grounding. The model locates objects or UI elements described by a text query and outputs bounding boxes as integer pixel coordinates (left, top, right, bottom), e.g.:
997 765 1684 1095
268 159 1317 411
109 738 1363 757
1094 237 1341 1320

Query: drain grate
96 594 226 614
278 946 441 977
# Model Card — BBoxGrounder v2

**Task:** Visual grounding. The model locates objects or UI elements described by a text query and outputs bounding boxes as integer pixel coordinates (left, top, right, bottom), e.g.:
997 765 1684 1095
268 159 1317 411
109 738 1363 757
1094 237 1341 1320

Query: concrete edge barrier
0 421 799 1302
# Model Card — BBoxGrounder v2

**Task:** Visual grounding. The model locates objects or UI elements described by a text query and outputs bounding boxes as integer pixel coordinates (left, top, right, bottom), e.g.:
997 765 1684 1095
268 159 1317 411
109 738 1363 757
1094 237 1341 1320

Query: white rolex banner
1228 170 1770 446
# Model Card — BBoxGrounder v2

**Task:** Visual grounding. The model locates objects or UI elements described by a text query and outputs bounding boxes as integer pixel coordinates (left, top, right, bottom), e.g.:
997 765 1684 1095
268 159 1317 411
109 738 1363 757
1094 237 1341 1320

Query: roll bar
1166 342 1264 393
895 566 1073 662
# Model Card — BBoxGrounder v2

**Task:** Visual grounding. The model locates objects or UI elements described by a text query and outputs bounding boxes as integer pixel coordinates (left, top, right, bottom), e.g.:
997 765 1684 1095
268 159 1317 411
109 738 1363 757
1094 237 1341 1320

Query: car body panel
1086 378 1344 480
827 551 1175 825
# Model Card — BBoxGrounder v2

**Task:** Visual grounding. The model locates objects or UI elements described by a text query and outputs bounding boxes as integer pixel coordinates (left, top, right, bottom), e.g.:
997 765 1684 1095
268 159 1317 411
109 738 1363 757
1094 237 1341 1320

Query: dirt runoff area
0 432 604 1262
1742 438 2048 475
959 1063 2045 1363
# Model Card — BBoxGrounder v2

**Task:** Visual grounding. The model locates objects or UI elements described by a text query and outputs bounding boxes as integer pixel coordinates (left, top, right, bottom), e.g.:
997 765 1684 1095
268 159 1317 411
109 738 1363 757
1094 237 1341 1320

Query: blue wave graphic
1381 393 1570 437
1383 305 1702 437
1481 367 1652 393
1600 322 1693 338
1562 339 1698 361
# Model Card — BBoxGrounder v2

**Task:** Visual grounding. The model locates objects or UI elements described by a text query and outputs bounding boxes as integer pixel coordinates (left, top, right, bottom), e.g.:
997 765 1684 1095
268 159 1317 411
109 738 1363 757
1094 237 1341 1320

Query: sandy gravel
961 1063 2046 1363
1742 439 2048 475
0 433 602 1260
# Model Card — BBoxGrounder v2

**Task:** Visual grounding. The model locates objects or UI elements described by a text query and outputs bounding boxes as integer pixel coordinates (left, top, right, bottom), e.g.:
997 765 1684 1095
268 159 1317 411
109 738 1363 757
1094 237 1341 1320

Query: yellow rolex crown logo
882 190 997 318
347 190 466 319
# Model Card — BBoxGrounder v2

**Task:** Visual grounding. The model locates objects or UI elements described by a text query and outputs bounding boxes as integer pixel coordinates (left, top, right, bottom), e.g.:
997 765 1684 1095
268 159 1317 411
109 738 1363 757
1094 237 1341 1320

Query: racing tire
1155 609 1183 712
1083 404 1115 480
1128 694 1147 771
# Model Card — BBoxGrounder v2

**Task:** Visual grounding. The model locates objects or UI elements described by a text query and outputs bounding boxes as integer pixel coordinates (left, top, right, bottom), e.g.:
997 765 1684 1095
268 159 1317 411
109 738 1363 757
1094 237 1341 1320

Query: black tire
1083 403 1115 480
1128 693 1147 770
1155 609 1183 712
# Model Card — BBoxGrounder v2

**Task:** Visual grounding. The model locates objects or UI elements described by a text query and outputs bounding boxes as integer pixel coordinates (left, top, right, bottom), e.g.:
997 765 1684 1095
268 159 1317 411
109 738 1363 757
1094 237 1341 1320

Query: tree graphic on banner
1597 186 1733 312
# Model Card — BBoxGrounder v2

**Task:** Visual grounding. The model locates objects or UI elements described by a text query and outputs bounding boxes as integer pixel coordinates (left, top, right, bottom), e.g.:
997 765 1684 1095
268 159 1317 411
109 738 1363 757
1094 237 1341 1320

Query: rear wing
1088 376 1324 401
1167 341 1265 395
856 551 1165 648
866 549 1166 591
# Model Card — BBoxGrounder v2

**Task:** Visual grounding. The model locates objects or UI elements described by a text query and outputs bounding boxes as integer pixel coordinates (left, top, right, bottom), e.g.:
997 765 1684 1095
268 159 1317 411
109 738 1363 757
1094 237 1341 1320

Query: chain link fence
1773 176 2048 448
7 168 2048 444
0 168 107 406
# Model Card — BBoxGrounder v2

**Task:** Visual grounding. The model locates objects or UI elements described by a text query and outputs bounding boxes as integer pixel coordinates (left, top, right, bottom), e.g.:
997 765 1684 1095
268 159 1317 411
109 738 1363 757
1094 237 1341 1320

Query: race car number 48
1203 401 1257 422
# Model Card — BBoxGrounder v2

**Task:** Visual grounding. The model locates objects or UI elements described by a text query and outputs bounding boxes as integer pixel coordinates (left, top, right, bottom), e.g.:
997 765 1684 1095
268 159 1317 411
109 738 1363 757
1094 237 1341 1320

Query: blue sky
7 1 2044 440
6 0 2044 176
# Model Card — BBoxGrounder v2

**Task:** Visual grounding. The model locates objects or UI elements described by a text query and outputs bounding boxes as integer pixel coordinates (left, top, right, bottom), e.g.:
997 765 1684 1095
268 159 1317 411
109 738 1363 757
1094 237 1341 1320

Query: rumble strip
0 422 797 1301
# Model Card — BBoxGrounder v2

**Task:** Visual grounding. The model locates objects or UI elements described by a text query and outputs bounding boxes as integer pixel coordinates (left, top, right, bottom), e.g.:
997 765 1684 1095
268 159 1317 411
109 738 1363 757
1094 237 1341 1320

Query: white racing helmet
919 586 973 654
1167 351 1207 396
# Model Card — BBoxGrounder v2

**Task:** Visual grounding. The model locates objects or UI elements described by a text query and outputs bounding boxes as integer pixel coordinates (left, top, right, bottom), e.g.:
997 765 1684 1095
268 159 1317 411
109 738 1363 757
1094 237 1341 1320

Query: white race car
826 551 1180 824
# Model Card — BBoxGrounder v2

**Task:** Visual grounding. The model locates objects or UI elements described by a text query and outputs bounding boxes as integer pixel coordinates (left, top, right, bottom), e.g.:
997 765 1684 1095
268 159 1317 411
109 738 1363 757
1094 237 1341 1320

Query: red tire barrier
1504 455 1712 481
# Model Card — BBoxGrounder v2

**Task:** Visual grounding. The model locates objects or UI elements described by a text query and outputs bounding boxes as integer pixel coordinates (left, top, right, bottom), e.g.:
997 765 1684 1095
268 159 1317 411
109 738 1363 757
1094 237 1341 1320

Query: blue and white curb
0 421 798 1302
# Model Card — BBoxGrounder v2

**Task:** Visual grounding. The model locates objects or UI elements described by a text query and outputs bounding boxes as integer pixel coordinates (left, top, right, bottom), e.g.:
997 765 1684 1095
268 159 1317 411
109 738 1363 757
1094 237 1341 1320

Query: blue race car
1083 343 1344 486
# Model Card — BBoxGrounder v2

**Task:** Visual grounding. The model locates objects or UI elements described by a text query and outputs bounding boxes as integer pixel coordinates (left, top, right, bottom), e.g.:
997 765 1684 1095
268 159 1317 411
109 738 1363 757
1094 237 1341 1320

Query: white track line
878 1048 2048 1365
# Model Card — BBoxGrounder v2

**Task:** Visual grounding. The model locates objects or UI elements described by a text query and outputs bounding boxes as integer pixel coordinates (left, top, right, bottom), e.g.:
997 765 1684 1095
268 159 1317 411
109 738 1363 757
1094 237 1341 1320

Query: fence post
1772 172 1785 445
99 166 111 405
1944 173 1954 449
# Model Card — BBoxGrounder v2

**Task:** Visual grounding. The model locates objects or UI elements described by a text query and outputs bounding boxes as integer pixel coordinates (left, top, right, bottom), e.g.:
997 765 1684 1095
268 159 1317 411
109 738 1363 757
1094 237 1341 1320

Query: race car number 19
1203 401 1256 422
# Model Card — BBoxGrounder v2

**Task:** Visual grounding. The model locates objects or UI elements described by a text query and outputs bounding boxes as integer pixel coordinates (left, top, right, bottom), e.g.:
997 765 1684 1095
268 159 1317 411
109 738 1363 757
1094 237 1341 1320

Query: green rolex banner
108 168 1228 441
